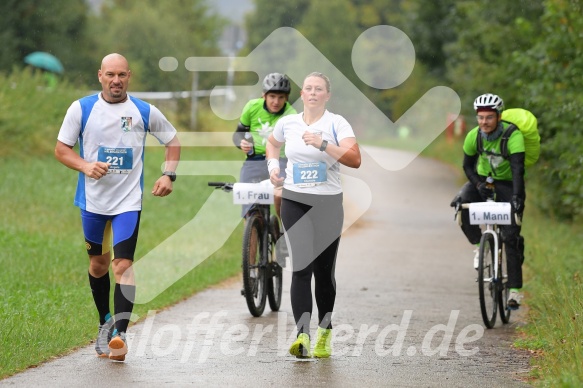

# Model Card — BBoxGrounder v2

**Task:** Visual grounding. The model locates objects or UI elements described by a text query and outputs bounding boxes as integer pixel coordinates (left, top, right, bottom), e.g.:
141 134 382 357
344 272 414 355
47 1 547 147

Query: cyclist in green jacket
233 73 296 218
454 93 526 310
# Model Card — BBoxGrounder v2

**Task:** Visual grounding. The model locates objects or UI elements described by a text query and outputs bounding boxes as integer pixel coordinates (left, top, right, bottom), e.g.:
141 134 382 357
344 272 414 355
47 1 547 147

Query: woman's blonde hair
304 72 331 93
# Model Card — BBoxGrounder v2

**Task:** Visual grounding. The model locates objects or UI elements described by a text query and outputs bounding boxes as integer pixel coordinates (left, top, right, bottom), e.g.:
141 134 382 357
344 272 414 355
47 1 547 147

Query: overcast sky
210 0 254 23
86 0 254 23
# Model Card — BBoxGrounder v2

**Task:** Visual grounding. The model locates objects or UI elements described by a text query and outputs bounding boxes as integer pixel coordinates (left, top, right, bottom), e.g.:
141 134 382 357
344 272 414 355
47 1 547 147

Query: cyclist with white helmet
452 93 526 310
233 73 296 219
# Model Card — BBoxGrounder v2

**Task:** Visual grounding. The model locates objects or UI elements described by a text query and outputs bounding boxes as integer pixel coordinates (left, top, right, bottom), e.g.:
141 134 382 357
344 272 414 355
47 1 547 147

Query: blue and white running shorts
80 210 141 260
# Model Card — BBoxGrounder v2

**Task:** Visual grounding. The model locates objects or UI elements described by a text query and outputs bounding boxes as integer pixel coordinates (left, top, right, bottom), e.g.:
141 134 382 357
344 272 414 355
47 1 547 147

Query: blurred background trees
0 0 580 221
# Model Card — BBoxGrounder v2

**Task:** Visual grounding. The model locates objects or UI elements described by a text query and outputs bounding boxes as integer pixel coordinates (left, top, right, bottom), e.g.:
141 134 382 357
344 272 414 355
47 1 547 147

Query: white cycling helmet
473 93 504 114
262 73 291 94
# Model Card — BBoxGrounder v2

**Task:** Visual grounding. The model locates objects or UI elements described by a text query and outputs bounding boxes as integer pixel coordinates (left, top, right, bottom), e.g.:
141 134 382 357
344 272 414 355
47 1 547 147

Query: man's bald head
98 53 131 103
100 53 129 72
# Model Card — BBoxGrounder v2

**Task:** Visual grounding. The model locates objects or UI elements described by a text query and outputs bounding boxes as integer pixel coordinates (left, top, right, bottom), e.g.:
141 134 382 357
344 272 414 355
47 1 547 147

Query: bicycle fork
482 226 499 283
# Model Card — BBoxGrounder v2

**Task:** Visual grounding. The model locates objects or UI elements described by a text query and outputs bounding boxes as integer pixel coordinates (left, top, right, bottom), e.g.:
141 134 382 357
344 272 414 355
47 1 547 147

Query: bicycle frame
247 203 273 266
481 225 501 284
458 203 504 283
456 201 515 328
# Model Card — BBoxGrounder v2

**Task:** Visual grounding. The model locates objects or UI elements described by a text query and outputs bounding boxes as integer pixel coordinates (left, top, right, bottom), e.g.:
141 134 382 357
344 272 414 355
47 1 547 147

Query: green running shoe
289 333 311 358
313 327 332 358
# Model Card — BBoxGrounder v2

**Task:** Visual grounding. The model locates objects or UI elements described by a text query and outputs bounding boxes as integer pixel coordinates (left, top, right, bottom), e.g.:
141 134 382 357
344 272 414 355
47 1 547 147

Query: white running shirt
272 110 355 195
57 93 177 215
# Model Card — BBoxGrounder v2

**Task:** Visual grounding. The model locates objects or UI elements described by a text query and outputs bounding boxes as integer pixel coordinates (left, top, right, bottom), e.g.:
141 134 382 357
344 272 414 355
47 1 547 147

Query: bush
0 68 85 158
511 0 583 223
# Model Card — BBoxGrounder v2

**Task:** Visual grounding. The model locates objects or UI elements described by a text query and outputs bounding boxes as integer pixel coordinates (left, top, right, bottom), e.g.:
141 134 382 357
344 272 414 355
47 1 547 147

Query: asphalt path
1 146 531 387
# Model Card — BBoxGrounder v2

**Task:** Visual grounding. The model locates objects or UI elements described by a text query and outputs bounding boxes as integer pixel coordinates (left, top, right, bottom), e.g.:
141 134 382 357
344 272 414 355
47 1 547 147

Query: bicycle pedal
240 289 245 296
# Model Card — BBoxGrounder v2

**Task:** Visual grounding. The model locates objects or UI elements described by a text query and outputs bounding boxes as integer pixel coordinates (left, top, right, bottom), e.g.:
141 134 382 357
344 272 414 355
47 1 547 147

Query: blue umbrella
24 51 64 74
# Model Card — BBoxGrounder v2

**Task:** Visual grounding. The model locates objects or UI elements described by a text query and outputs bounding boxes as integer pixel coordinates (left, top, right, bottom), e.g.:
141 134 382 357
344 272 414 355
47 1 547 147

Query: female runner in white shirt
266 72 361 358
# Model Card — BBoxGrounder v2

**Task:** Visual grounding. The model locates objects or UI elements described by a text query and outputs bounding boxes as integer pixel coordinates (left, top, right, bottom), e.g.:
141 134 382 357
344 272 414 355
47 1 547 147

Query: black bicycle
208 181 283 317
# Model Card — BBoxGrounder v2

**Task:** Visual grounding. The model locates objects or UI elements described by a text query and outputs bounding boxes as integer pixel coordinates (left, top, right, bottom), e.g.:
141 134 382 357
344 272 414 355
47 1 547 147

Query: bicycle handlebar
208 182 234 191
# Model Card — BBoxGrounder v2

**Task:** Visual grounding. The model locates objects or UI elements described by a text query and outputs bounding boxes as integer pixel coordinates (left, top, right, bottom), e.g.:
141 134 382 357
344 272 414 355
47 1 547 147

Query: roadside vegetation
1 0 582 385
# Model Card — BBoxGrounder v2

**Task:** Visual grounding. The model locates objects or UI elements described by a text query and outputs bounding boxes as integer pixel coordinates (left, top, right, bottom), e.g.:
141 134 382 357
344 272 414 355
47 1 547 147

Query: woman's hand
302 130 323 149
270 168 284 187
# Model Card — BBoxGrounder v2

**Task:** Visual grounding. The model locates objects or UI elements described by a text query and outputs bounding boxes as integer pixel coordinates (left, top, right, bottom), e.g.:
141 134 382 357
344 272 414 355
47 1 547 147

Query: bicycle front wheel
267 215 283 312
242 213 267 317
478 233 498 329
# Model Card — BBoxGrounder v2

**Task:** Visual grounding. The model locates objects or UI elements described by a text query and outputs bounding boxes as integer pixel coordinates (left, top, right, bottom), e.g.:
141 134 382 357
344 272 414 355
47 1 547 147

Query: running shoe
312 327 332 358
108 331 128 361
507 289 522 310
289 333 311 358
95 321 114 358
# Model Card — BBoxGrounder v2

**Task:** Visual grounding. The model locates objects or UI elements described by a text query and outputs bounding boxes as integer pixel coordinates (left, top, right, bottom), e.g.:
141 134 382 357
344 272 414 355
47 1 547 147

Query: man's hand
477 182 494 201
152 175 173 197
83 162 110 180
511 195 524 216
240 139 253 154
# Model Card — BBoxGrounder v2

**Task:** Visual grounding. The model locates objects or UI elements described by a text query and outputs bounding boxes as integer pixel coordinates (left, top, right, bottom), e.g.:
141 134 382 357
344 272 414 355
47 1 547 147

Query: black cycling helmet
262 73 291 94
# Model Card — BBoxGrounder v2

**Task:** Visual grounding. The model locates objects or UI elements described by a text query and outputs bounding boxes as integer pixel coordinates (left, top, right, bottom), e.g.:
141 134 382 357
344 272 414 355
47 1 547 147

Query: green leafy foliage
245 0 312 50
509 0 583 221
0 0 95 84
0 68 85 157
444 0 545 111
90 0 225 92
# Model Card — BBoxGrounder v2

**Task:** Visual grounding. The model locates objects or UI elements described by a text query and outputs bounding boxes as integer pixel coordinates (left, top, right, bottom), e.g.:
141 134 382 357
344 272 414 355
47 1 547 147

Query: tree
510 0 583 221
0 0 94 83
444 0 544 113
402 0 457 78
90 0 225 92
296 0 361 86
245 0 311 51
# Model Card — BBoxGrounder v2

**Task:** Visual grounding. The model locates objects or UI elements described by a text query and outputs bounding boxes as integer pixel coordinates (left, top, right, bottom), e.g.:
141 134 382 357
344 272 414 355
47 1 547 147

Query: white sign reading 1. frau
232 182 274 205
468 202 512 225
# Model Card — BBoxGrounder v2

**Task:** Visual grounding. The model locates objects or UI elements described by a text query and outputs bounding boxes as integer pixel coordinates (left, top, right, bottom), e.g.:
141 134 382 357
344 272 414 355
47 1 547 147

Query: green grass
513 210 583 386
423 134 583 386
0 146 245 378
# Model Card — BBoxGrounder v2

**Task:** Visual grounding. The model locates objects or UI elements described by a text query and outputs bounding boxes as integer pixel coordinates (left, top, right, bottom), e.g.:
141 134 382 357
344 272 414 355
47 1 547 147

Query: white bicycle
455 201 521 329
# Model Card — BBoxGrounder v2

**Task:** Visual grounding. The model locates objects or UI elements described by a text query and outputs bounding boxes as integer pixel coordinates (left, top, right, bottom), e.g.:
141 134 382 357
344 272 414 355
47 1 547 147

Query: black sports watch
319 140 328 152
162 171 176 182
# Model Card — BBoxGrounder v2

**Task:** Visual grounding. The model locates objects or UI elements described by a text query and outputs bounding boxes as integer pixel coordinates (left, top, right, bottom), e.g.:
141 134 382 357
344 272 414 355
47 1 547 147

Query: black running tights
281 189 343 336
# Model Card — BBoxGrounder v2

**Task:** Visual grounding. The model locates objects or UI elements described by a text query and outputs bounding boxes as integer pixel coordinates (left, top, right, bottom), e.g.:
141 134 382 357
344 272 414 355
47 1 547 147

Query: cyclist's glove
450 194 462 208
477 182 494 201
511 195 524 216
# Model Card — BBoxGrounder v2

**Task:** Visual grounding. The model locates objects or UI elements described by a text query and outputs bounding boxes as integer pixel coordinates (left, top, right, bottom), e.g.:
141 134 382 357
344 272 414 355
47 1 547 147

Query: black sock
88 272 111 325
114 283 135 333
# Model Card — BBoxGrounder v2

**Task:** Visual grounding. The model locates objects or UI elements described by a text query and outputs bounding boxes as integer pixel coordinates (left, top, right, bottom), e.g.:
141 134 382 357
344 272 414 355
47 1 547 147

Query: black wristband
319 140 328 151
162 171 176 182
